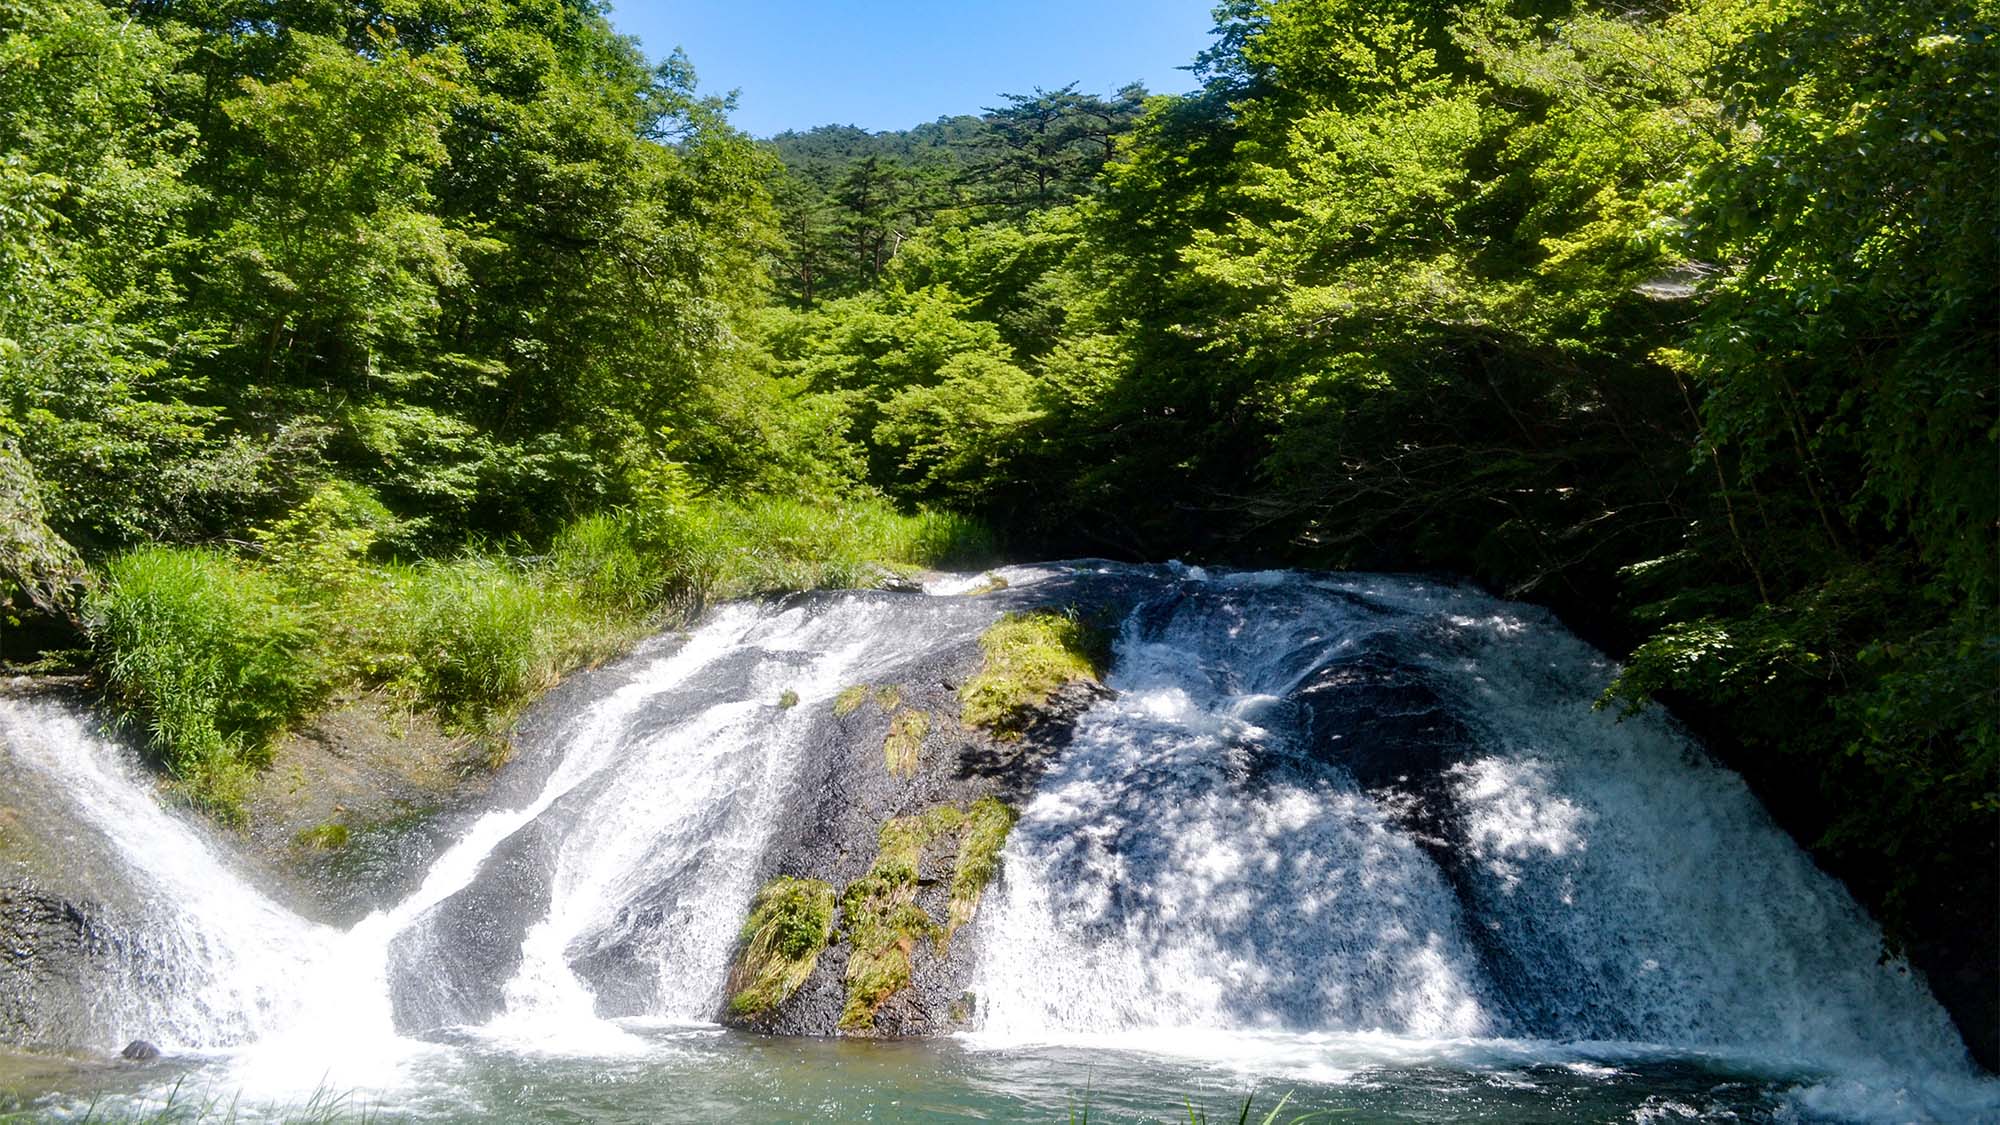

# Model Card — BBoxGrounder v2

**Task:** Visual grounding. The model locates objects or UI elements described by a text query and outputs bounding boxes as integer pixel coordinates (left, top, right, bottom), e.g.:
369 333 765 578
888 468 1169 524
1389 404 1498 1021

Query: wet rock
385 820 558 1035
718 573 1141 1038
119 1040 160 1061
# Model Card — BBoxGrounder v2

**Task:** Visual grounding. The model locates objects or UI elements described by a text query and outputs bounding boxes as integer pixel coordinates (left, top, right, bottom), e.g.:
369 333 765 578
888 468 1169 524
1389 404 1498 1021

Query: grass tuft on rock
873 684 902 711
960 610 1110 739
833 684 870 716
962 573 1009 596
839 808 963 1030
728 876 837 1019
950 797 1018 932
883 709 930 777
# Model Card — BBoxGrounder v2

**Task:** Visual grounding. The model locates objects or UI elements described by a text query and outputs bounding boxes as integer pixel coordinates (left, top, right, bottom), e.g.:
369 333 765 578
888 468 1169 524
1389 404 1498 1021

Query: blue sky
607 1 1221 138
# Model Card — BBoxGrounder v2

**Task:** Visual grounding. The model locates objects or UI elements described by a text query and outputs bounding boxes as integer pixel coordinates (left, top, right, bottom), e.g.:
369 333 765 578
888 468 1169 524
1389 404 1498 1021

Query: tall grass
87 548 327 819
84 492 995 818
656 496 996 602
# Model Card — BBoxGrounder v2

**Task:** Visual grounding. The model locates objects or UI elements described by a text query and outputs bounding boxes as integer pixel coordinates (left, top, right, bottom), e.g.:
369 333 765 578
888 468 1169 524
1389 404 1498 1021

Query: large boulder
0 437 89 631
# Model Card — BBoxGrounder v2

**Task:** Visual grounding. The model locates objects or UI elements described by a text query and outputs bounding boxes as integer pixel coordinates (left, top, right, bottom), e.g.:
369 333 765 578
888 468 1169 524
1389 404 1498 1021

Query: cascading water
0 563 1992 1123
969 567 1985 1115
0 697 340 1052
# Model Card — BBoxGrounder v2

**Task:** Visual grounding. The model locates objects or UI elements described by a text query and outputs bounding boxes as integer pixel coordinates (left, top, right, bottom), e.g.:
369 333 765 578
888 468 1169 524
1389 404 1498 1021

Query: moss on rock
293 822 350 851
836 798 1018 1031
960 610 1110 738
729 876 837 1019
883 709 930 777
962 574 1009 597
838 808 964 1030
832 684 869 716
949 797 1018 933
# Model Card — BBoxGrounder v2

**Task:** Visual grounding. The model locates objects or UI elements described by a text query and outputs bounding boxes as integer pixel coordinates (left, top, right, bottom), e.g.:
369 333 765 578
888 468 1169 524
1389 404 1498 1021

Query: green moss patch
883 709 930 777
293 823 350 851
838 800 1018 1031
960 610 1110 738
778 689 800 709
729 876 837 1019
950 797 1019 932
833 684 869 716
873 684 902 711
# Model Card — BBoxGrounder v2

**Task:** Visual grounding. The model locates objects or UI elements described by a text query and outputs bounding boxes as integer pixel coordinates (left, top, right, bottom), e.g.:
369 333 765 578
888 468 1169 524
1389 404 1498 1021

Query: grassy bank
85 490 992 821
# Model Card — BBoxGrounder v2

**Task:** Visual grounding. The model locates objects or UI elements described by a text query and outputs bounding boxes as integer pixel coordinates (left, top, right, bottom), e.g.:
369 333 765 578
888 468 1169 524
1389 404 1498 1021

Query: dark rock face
119 1040 160 1061
1292 633 1623 1038
0 885 120 1050
0 698 148 1053
386 822 560 1034
722 578 1134 1039
242 638 687 929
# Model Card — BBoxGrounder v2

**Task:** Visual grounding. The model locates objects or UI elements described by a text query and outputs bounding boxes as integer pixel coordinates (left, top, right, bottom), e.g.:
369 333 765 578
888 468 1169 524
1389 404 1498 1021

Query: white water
0 593 999 1094
1 565 1993 1123
0 699 338 1051
967 568 1993 1121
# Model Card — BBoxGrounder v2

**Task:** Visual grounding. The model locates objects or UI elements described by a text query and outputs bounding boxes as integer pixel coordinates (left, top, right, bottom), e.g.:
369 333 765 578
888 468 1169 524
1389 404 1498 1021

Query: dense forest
0 0 1993 1038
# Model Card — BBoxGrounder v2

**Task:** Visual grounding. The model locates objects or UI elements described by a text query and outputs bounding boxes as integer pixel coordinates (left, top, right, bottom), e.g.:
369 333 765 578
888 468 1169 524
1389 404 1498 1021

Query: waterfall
0 564 1990 1122
969 569 1978 1098
0 697 339 1052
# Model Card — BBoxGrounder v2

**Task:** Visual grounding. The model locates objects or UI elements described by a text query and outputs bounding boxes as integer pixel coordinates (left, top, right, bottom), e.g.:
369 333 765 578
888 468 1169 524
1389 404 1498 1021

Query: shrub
390 559 581 731
89 547 325 819
252 480 396 597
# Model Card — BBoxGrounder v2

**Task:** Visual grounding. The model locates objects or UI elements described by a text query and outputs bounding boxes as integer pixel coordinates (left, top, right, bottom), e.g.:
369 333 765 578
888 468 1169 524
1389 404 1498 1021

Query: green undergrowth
960 610 1111 738
652 494 994 600
88 548 327 821
728 876 837 1019
86 486 992 821
839 799 1018 1030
